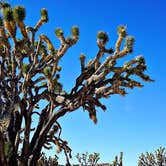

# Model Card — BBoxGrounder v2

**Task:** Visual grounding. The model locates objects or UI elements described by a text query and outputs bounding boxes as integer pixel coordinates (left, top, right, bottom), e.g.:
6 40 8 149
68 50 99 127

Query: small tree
0 2 153 166
138 147 166 166
76 152 100 166
37 153 58 166
109 152 123 166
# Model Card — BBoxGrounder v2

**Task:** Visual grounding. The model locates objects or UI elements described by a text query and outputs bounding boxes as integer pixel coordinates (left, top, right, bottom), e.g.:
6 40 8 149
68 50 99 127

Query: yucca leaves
3 7 14 21
71 26 79 37
55 28 63 37
13 6 26 22
40 8 48 22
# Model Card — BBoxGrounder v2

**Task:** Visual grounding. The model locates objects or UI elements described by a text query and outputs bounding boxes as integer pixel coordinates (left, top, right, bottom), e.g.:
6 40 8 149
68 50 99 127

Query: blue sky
9 0 166 165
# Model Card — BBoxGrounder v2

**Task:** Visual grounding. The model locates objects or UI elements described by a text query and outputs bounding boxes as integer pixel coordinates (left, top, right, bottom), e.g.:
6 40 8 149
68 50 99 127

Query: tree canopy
0 1 153 166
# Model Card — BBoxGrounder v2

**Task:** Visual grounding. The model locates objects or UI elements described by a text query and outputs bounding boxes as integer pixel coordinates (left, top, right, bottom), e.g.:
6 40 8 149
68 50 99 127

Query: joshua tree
76 152 100 166
110 152 123 166
0 1 153 166
37 153 59 166
138 147 166 166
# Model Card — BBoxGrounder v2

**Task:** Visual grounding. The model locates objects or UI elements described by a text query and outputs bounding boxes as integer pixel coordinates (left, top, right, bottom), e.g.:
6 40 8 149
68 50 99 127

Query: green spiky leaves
1 2 11 9
97 31 109 44
3 7 14 21
13 6 26 22
125 36 135 53
117 25 127 37
55 28 63 37
43 67 51 77
22 63 31 74
136 55 147 71
40 8 48 22
71 26 79 37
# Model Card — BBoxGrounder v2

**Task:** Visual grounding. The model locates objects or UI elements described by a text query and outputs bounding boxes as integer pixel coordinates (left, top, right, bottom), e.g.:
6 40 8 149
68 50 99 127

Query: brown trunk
0 131 7 166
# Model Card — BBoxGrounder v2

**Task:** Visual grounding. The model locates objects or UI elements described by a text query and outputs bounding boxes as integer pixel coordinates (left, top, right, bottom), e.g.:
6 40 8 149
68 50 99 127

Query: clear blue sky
10 0 166 165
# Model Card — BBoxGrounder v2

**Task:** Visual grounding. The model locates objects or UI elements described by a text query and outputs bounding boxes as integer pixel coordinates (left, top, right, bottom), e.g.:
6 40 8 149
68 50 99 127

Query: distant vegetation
37 147 166 165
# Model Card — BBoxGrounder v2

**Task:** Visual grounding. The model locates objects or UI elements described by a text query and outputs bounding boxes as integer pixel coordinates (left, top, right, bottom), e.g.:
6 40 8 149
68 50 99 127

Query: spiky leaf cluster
3 7 14 21
71 26 79 37
97 31 109 43
13 6 26 22
117 25 127 37
43 67 51 77
55 28 63 37
1 2 10 8
40 8 48 22
125 36 135 52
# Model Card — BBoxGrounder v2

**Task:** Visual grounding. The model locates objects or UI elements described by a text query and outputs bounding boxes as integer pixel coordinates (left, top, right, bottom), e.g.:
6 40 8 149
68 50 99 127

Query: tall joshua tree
0 2 153 166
